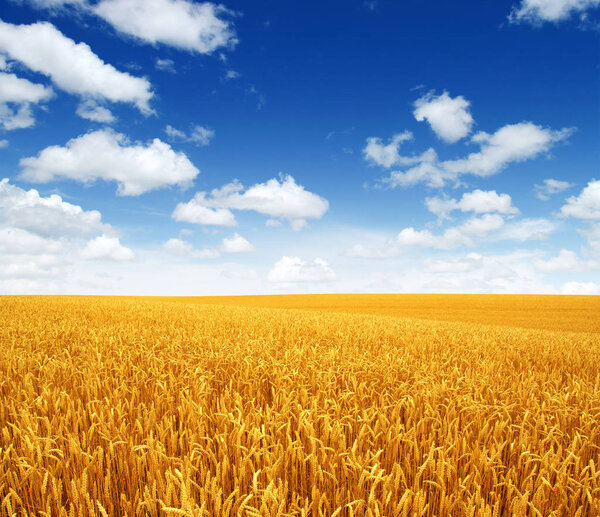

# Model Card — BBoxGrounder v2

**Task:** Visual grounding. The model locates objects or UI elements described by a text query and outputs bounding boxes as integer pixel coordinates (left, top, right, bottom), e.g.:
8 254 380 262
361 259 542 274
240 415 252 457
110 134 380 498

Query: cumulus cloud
534 178 574 200
173 175 329 230
76 99 115 123
94 0 238 54
535 249 598 272
363 131 414 168
162 237 219 258
0 20 153 113
80 234 134 261
380 122 574 188
509 0 600 24
350 214 506 256
0 72 54 106
0 179 131 287
560 180 600 219
0 72 54 130
400 214 506 250
172 199 236 226
348 214 554 258
0 227 62 255
165 124 214 146
267 256 336 283
498 218 555 241
413 91 474 143
19 129 200 196
0 178 108 237
221 233 255 253
425 189 519 219
0 179 140 291
0 104 35 131
443 123 574 177
561 281 600 295
578 223 600 253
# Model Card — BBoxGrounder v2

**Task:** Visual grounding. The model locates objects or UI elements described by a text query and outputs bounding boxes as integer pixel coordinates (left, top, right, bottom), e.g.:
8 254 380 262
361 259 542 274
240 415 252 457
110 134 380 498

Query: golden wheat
1 295 599 516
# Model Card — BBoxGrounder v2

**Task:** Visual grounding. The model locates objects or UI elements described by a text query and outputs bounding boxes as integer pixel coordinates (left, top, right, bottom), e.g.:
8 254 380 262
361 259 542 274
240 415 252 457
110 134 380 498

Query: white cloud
535 249 598 272
0 72 54 130
0 178 108 237
76 99 115 123
382 148 446 188
0 178 128 289
359 214 507 254
460 190 519 215
561 281 600 295
404 214 505 249
80 234 134 261
0 20 153 113
413 91 474 143
221 233 255 253
443 123 574 178
19 129 200 196
172 197 237 226
0 140 7 148
426 189 519 219
349 250 557 294
379 122 574 188
166 124 214 146
579 223 600 253
173 175 329 229
162 237 192 255
267 256 335 283
499 218 555 241
19 0 85 8
417 251 554 294
155 58 175 73
459 213 506 236
348 212 555 258
0 103 34 130
162 237 219 258
94 0 237 54
0 227 62 255
363 131 413 168
560 180 600 220
0 72 53 104
509 0 600 24
534 178 573 200
165 125 187 139
394 227 439 248
191 126 213 145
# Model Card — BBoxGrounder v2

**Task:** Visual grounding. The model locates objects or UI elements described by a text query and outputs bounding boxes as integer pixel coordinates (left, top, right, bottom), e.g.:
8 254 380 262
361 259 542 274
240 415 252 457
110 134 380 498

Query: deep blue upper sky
0 0 599 294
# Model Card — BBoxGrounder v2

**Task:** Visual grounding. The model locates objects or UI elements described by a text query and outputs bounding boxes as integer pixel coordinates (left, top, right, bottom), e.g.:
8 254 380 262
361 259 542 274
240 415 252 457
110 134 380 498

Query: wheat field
1 295 599 516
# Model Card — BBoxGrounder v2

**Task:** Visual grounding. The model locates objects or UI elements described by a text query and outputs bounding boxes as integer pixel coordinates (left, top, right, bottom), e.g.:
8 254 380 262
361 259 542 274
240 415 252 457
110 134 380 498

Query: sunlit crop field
1 295 599 516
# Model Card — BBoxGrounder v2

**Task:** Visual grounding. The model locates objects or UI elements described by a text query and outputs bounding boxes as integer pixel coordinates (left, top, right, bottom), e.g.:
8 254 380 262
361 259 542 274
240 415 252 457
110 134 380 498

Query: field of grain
1 295 599 516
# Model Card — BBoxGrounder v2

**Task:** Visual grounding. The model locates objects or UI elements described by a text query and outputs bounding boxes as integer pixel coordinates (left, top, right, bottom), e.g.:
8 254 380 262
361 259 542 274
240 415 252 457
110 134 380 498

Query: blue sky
1 0 599 295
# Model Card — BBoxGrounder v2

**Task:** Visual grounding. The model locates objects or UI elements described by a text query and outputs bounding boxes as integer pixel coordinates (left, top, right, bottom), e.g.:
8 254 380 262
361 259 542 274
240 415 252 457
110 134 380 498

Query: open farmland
1 295 599 516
